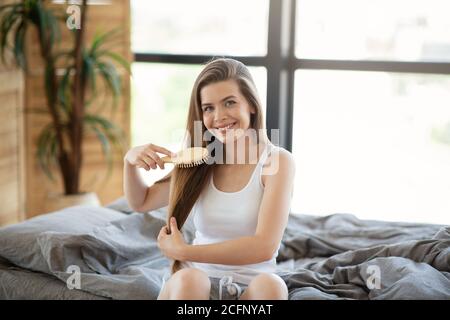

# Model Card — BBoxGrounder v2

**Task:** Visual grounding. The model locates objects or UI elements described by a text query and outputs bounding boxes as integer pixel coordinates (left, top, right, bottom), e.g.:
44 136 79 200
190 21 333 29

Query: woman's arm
124 160 171 213
123 143 174 212
123 160 149 211
182 235 271 265
179 149 296 265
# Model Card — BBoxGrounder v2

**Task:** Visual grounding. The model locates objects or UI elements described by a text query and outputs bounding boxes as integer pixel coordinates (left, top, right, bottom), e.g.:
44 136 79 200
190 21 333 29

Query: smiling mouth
215 121 237 134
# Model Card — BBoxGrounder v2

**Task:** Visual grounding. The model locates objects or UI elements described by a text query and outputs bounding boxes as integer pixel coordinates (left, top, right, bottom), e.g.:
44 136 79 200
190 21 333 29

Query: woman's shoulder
262 144 295 176
266 144 294 162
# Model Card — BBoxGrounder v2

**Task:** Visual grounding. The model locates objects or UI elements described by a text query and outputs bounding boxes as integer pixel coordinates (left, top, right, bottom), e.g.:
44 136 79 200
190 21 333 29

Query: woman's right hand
124 143 176 171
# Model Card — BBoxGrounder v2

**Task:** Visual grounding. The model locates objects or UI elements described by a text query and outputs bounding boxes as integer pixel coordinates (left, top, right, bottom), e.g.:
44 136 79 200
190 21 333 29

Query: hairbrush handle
160 155 174 163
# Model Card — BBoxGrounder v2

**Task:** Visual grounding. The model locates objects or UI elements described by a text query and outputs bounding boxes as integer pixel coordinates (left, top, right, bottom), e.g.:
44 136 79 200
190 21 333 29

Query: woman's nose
214 105 227 121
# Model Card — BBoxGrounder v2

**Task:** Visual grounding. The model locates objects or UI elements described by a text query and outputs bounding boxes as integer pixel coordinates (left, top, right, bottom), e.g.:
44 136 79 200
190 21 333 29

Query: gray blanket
278 214 450 299
1 207 449 299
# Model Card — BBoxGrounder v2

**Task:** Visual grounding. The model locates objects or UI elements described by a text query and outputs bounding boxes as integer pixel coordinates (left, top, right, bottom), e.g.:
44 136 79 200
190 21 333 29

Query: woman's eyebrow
201 95 237 107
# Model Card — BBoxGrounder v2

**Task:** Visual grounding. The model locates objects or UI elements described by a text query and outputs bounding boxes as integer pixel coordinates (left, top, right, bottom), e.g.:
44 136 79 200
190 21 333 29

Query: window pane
131 62 266 184
296 0 450 62
131 0 269 56
292 70 450 224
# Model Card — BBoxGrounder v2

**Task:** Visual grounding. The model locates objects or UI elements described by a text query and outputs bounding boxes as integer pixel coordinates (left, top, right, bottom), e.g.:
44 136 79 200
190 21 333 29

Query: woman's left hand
157 217 187 261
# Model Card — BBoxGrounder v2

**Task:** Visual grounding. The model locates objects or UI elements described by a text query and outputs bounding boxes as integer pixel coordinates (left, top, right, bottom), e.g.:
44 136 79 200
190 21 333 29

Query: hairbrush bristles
177 155 209 168
160 148 209 168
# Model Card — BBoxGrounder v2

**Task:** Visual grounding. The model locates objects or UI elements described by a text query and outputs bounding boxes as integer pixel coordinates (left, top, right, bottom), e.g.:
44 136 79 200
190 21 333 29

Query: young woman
123 58 295 300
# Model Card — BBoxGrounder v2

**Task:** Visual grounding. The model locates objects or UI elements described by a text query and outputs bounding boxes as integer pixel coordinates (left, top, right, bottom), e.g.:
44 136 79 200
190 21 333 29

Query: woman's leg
157 267 211 300
239 273 288 300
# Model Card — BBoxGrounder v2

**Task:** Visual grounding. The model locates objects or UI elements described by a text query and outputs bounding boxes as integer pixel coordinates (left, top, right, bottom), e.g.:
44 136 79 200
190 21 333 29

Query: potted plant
0 0 130 211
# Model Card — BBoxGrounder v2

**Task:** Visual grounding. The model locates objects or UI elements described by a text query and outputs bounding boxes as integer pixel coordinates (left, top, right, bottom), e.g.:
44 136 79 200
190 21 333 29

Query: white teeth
216 122 236 131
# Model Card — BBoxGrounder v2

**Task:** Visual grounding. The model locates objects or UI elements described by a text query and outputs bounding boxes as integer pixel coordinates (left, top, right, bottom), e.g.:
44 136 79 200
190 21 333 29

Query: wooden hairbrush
161 147 209 168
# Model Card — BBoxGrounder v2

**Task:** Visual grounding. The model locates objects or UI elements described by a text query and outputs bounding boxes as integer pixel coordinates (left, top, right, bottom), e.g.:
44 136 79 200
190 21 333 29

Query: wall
0 62 25 226
23 0 131 217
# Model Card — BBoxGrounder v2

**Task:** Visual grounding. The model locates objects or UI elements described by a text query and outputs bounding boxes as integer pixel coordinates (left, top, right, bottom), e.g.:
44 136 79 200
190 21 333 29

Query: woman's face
200 79 255 144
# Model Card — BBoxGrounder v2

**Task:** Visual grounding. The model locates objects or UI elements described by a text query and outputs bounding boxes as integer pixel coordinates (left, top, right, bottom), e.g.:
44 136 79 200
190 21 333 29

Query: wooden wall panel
24 0 131 217
0 64 25 226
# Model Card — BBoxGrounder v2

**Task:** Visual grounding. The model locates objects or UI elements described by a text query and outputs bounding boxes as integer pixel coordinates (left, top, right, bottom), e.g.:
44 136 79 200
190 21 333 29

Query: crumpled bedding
0 206 449 300
276 213 450 299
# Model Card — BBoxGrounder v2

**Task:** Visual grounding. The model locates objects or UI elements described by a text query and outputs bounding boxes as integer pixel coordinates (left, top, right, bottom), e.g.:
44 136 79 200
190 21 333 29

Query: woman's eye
225 100 235 107
203 106 213 112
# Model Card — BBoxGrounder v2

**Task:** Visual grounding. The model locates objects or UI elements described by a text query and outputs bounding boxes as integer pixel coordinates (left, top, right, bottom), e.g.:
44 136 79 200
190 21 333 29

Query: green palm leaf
36 122 59 181
90 28 122 56
83 50 96 92
96 60 121 111
57 66 73 115
13 20 27 69
0 3 24 65
96 50 131 73
83 114 127 180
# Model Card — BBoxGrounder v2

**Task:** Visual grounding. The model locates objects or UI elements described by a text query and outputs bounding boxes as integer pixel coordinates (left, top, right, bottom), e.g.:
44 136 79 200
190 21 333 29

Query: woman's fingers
140 143 177 170
125 143 176 170
157 225 169 240
137 149 157 170
140 154 155 169
157 228 164 241
136 160 150 171
147 149 165 170
150 144 176 157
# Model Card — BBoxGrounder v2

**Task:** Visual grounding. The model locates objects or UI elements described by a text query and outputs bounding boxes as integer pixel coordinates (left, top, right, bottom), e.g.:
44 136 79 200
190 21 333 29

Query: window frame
133 0 450 152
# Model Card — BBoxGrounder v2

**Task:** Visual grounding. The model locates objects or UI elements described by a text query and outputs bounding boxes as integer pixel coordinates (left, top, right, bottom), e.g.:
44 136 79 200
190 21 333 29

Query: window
296 0 450 62
132 0 269 56
131 0 450 224
292 70 450 224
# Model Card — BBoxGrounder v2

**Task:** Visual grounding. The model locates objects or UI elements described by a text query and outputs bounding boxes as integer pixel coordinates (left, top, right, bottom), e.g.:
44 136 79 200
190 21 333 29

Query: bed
0 197 449 300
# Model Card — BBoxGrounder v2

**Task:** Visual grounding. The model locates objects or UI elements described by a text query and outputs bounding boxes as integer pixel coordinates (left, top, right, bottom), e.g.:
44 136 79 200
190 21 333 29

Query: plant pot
45 191 101 213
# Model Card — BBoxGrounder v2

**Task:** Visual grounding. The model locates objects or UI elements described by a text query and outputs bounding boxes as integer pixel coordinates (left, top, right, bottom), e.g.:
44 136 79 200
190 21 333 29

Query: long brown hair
154 58 269 274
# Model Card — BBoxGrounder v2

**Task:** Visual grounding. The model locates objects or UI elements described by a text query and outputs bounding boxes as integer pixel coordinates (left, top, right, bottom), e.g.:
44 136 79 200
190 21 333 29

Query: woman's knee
246 273 288 299
172 268 211 292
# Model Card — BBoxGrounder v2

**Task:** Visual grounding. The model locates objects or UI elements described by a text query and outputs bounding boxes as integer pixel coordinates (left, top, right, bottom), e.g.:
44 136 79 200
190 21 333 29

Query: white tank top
181 143 280 285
